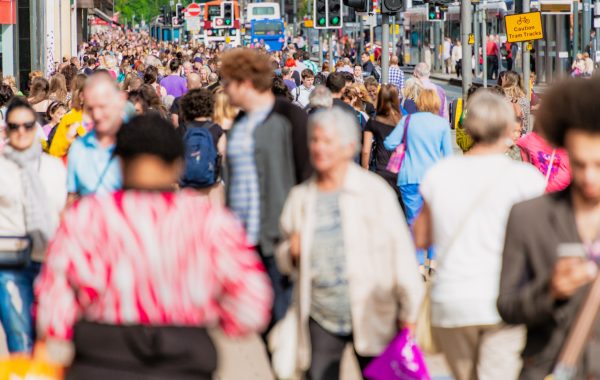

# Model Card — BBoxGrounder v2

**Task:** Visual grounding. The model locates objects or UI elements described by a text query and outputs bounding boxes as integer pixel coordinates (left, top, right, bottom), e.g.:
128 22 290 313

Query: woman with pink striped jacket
35 114 273 380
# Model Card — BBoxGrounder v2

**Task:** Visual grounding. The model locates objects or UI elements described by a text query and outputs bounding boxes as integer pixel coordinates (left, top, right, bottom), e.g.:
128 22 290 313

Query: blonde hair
416 89 441 114
403 78 423 101
213 91 237 127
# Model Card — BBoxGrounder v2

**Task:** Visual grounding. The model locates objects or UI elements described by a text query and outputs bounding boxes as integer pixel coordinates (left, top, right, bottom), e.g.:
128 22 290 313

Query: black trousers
307 318 374 380
487 55 498 80
67 321 217 380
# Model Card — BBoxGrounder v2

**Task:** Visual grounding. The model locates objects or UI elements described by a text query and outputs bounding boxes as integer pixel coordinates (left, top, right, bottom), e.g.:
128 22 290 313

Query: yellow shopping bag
0 343 63 380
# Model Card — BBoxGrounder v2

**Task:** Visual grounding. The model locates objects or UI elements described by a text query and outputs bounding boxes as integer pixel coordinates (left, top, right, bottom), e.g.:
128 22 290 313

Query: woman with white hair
276 108 424 380
413 91 545 380
306 85 333 115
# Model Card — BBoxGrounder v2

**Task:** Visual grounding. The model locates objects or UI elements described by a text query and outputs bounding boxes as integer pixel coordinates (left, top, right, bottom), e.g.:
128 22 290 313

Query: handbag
363 327 431 380
0 236 32 268
416 165 510 355
386 115 411 174
267 305 302 380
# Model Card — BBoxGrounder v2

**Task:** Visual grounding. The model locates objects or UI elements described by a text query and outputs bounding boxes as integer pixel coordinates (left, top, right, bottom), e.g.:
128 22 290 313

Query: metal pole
523 0 531 99
359 15 364 60
574 0 580 58
319 29 323 68
474 4 481 78
585 0 592 51
545 15 554 82
391 15 396 59
556 15 562 77
293 0 297 38
482 0 488 87
461 0 473 99
329 30 334 73
307 0 312 53
382 13 390 83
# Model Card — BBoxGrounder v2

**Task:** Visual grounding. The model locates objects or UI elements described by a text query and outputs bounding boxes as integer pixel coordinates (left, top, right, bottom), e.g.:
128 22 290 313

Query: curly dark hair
180 88 214 122
0 84 14 108
536 77 600 147
115 113 183 164
272 77 293 102
60 64 79 90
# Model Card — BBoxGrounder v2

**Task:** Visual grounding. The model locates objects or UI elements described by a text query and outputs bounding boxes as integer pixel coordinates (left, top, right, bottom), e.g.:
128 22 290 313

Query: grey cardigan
498 188 600 380
226 111 296 256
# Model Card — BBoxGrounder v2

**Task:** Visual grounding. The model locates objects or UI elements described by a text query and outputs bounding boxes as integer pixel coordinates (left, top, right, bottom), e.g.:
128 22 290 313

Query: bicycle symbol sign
504 11 544 43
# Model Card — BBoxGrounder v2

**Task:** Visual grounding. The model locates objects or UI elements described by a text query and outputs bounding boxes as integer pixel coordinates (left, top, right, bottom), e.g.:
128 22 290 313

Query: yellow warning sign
304 19 314 28
468 34 475 45
225 36 231 43
527 42 533 51
504 11 544 43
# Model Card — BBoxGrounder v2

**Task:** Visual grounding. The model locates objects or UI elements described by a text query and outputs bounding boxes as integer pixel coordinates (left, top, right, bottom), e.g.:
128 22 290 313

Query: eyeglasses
6 121 36 131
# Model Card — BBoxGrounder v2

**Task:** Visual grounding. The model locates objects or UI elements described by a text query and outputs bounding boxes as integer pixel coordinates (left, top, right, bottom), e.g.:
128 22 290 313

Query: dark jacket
272 97 313 182
363 61 380 81
226 110 296 256
498 187 600 380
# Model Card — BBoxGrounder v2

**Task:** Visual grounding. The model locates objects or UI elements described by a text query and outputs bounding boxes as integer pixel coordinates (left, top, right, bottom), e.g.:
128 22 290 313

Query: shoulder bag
386 115 411 174
0 236 32 268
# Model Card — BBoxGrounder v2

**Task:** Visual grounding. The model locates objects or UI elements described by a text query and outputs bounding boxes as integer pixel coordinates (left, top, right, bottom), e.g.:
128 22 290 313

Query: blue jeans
0 261 41 353
399 184 435 265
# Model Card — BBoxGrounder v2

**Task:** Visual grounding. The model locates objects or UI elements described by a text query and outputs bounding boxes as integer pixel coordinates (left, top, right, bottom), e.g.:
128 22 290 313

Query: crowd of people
0 26 599 380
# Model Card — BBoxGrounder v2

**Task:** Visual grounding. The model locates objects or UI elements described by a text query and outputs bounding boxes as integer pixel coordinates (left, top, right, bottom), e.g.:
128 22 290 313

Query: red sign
0 0 16 25
187 3 202 17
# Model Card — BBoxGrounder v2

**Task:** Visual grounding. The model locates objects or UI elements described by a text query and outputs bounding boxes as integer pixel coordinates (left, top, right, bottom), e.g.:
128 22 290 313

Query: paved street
211 330 452 380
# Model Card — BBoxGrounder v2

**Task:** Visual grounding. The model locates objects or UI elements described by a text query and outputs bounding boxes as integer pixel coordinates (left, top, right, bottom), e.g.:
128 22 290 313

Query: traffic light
314 0 343 29
314 0 327 29
176 3 185 25
160 6 168 25
328 0 343 28
381 0 403 13
343 0 370 13
428 3 442 20
222 1 234 27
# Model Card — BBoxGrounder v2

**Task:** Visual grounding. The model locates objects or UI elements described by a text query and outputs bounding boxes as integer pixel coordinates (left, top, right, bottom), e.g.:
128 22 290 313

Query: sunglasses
7 121 36 131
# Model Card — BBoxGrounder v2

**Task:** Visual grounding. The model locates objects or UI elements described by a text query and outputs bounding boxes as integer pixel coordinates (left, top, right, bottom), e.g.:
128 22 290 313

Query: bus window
253 22 282 36
208 5 221 20
252 7 275 16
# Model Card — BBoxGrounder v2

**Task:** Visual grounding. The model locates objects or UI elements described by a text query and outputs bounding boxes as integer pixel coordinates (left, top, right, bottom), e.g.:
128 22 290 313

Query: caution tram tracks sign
504 11 544 43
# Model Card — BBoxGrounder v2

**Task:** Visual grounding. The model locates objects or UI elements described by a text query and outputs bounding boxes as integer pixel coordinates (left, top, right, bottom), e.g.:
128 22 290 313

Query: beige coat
276 163 424 371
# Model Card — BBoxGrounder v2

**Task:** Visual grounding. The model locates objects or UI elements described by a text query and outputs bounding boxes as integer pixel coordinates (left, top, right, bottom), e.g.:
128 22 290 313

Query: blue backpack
180 124 219 189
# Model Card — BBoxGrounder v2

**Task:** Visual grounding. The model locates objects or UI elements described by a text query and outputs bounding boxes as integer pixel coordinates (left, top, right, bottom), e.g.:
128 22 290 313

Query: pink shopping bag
363 327 431 380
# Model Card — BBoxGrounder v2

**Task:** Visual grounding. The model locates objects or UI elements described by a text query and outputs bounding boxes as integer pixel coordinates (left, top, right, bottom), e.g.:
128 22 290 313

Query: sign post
504 11 544 43
505 11 543 97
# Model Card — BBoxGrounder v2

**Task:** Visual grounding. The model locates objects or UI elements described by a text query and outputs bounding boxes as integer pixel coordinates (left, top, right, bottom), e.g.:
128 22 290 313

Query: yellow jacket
48 109 86 158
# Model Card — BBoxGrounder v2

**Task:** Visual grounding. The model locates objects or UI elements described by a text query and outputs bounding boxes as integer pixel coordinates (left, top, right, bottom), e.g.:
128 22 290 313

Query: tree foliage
115 0 195 24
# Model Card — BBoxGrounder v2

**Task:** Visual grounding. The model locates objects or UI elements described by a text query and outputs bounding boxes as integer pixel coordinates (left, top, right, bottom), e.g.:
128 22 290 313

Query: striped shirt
227 106 272 246
35 190 273 340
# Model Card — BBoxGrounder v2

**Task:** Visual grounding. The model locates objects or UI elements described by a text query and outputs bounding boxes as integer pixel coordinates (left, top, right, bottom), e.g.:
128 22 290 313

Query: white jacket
276 163 424 371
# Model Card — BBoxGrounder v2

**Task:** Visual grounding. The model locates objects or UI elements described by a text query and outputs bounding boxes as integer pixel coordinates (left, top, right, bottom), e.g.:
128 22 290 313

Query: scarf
3 143 52 253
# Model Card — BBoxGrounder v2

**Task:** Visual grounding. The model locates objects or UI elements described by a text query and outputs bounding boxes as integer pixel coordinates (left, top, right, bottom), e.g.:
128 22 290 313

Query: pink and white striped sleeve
35 201 96 341
207 208 273 337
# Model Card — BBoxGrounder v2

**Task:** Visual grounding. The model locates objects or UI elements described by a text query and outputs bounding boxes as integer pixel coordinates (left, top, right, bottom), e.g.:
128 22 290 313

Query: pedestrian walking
66 72 126 204
293 69 315 109
498 77 600 380
361 84 403 204
413 62 449 120
35 114 272 379
414 91 545 380
384 88 453 265
0 98 67 353
500 71 531 135
276 108 424 379
220 48 297 332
